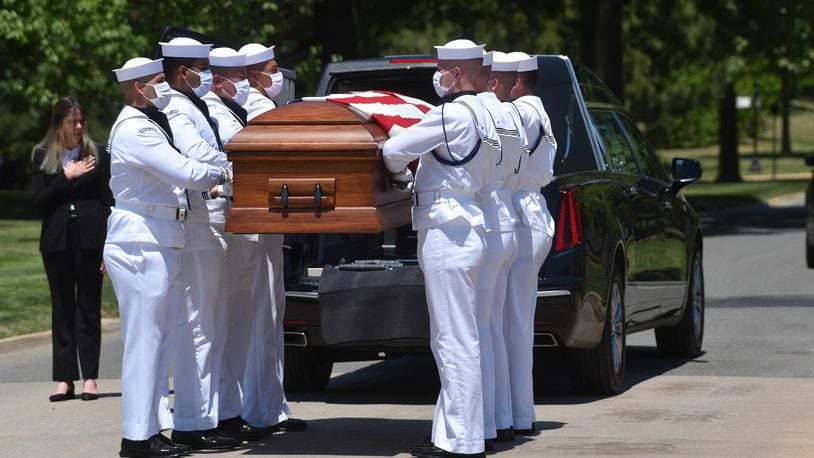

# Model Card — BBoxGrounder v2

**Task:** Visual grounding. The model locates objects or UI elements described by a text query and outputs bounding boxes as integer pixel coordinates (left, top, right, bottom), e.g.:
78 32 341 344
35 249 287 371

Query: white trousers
243 234 290 427
105 242 182 440
173 222 228 431
504 224 552 430
217 233 257 421
418 218 486 455
476 228 517 438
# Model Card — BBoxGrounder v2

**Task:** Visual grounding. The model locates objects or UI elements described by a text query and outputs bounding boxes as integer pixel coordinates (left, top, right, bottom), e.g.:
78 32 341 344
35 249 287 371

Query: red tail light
553 188 583 252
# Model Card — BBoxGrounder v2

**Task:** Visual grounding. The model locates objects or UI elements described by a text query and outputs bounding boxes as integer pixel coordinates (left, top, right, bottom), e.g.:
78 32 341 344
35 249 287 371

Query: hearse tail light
554 188 583 252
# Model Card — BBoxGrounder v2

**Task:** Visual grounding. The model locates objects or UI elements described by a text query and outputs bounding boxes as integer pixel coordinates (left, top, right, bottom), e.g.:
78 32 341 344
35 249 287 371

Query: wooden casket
224 101 412 233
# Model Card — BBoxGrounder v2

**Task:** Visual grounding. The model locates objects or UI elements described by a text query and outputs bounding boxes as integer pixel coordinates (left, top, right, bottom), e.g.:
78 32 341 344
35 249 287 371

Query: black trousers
41 219 103 381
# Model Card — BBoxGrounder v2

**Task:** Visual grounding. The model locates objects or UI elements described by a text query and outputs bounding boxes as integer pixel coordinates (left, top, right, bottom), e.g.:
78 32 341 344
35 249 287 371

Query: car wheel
655 251 704 356
568 270 626 395
283 346 333 391
807 231 814 268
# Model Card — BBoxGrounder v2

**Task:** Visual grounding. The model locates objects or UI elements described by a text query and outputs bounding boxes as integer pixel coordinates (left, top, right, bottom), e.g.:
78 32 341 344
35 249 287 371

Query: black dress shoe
80 392 99 401
217 416 268 441
494 427 513 442
268 418 308 432
49 382 75 402
514 422 538 436
119 434 188 457
171 428 240 450
410 443 486 457
484 439 494 451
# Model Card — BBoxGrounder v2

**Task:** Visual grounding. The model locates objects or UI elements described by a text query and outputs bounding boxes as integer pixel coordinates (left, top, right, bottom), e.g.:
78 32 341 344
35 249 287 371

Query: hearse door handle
622 186 638 198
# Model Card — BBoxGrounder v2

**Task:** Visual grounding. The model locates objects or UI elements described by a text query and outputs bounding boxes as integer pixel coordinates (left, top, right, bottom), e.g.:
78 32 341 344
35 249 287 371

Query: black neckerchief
178 89 225 151
439 90 478 105
221 97 248 126
136 106 174 143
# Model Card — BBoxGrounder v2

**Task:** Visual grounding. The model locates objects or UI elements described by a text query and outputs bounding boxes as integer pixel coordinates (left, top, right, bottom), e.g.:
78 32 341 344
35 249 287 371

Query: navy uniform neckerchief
434 91 483 166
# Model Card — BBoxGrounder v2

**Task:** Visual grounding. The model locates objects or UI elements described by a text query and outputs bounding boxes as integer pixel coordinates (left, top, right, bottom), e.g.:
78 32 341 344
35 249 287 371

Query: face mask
230 78 251 106
186 69 213 98
433 69 455 98
263 71 284 98
145 82 172 110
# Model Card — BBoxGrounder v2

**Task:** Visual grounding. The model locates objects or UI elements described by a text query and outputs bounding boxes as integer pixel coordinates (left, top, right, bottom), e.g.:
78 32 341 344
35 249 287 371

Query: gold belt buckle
176 208 188 222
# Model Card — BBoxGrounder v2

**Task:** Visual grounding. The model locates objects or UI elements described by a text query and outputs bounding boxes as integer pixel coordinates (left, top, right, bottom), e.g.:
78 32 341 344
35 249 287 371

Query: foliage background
1 0 812 178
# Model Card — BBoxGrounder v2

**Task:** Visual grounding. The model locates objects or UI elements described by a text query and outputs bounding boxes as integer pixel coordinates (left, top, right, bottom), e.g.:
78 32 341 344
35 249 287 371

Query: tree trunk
314 0 359 63
580 0 624 102
781 69 792 156
717 82 742 182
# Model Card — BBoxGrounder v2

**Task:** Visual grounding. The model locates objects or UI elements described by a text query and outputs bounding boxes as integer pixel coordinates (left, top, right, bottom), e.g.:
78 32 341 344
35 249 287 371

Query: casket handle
314 184 323 211
281 184 289 209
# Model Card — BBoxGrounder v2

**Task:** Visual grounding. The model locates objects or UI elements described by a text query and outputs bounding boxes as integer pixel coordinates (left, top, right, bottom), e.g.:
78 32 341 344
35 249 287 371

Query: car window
590 110 639 175
616 115 669 182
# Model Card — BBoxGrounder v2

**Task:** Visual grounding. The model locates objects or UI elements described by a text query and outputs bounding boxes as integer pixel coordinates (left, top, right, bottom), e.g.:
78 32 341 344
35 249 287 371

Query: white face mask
263 71 284 98
145 82 172 110
433 69 455 98
186 69 213 98
230 78 251 106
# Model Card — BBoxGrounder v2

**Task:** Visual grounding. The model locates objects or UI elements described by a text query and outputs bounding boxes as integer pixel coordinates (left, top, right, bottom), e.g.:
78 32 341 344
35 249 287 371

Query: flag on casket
302 90 434 137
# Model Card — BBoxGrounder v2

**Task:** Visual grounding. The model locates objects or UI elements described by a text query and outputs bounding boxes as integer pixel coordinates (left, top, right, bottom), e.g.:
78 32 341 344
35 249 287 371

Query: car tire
807 232 814 268
283 346 333 392
568 269 626 395
655 251 704 357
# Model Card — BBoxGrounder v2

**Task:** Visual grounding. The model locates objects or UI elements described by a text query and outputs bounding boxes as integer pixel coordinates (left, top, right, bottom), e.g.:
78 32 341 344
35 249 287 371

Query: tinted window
590 110 639 174
616 115 669 182
537 83 600 175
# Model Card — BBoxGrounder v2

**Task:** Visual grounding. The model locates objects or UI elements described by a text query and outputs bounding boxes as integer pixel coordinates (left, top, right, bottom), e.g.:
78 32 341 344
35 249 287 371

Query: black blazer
31 145 114 253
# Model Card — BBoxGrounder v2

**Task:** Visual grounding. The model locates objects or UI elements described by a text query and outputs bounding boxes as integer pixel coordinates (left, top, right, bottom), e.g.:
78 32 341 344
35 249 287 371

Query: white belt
515 187 543 194
412 190 476 207
116 200 188 222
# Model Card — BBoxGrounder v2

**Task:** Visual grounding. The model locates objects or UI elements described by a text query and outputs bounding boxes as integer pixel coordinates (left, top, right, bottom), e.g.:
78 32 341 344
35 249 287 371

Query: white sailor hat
491 51 518 72
209 47 245 67
506 51 538 72
113 57 164 82
159 37 212 58
434 39 485 60
482 50 494 67
239 43 276 66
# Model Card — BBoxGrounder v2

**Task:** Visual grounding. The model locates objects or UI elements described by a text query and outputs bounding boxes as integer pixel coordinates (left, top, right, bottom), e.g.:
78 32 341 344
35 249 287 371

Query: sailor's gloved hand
391 168 414 193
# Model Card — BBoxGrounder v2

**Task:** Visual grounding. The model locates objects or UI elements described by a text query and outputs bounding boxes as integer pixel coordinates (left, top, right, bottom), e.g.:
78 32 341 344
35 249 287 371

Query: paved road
1 196 812 456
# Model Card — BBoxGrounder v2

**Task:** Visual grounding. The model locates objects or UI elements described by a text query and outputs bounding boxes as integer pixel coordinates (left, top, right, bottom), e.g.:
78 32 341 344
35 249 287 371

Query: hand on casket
391 168 414 193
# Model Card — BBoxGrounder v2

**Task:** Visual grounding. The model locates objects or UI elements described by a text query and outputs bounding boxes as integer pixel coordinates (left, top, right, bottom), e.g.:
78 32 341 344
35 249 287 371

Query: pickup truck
281 55 704 395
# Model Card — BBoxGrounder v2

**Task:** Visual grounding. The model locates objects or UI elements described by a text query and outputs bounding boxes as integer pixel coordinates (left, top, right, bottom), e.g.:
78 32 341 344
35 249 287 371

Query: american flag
302 90 434 137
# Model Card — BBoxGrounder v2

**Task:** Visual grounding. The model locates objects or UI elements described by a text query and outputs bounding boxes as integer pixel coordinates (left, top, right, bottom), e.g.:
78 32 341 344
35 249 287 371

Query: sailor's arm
382 105 471 172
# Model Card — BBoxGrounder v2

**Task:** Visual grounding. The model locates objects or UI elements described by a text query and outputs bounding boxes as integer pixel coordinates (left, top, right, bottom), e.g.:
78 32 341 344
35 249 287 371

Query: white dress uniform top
383 40 496 455
105 57 228 442
504 52 557 432
159 38 232 433
202 46 259 424
237 42 293 429
475 52 527 438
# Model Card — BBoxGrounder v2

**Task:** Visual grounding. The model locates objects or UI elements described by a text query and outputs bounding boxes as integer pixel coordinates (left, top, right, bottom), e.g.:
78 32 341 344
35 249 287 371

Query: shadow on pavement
702 202 805 236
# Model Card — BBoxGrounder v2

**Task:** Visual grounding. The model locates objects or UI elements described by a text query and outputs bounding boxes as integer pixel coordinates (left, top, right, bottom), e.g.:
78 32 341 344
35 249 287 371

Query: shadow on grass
0 190 39 220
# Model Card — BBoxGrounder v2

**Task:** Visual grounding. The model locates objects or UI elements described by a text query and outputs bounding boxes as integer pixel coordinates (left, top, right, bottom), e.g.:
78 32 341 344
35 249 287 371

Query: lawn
0 214 119 340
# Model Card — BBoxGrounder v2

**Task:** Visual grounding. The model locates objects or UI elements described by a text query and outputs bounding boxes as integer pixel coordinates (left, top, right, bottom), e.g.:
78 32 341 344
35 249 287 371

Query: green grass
0 218 118 339
658 98 814 182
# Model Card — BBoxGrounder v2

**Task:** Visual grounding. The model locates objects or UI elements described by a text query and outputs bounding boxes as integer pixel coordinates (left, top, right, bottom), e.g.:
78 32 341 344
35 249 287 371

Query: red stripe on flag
371 113 423 132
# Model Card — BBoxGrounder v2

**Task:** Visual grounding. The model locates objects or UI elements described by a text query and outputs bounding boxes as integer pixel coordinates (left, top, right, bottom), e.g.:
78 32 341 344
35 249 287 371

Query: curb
0 318 120 356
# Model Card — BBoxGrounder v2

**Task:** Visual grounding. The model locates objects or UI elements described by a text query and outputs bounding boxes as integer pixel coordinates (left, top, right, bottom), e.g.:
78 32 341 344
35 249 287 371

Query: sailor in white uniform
158 37 238 450
503 51 557 436
383 39 497 458
237 42 307 434
106 57 231 458
475 50 526 444
202 46 268 441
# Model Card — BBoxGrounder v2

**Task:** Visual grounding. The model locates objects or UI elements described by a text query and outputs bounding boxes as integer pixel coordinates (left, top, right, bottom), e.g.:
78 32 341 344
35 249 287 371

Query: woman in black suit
31 96 113 402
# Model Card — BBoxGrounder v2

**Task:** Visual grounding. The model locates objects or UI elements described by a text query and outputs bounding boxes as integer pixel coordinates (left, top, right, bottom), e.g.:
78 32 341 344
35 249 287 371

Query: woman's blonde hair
31 96 98 174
